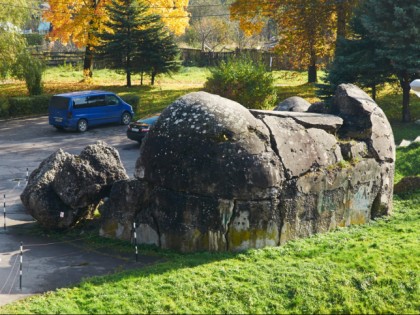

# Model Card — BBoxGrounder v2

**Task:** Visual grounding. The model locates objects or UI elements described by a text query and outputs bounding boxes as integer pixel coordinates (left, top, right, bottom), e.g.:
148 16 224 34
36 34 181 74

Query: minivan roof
54 90 115 98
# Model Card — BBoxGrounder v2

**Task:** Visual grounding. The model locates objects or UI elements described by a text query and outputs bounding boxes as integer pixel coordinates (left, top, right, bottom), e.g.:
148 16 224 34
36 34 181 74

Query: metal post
19 242 23 290
133 222 138 262
3 194 5 230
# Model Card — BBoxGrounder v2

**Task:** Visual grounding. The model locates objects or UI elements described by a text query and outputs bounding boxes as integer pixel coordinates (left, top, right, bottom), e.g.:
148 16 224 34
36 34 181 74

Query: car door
104 94 122 123
86 95 107 125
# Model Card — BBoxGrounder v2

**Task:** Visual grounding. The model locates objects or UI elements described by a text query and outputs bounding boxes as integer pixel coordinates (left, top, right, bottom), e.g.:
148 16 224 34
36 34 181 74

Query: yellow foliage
230 0 339 69
148 0 190 35
43 0 189 47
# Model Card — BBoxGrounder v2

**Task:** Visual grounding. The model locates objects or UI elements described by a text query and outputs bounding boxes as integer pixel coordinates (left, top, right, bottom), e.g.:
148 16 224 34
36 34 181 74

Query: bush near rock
100 84 395 253
21 141 128 230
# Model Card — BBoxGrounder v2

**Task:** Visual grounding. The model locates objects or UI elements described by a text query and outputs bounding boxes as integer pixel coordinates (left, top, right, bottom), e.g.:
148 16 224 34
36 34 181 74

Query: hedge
0 94 141 120
119 94 140 113
8 95 50 117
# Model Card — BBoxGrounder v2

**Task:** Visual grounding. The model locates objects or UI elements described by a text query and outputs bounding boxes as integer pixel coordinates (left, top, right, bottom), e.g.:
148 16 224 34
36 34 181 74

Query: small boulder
274 96 311 112
21 141 128 230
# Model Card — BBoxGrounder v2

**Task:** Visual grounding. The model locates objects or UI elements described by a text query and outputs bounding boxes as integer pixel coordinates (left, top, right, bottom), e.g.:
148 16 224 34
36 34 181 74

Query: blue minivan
48 90 135 132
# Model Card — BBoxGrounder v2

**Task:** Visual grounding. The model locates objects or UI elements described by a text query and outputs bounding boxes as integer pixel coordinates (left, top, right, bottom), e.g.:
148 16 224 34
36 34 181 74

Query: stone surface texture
21 141 128 229
100 86 395 253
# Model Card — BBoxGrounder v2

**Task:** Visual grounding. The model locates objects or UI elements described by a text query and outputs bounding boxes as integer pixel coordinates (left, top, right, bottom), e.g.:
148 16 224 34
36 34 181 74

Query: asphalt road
0 116 153 307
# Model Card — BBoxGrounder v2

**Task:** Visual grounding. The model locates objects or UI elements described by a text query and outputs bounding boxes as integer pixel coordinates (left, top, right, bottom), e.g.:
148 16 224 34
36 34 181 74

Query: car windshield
50 96 70 110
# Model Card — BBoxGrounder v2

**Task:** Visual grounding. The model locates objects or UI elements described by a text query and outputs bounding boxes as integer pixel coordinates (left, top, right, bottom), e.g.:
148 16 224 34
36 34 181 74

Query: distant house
37 21 51 34
37 2 51 34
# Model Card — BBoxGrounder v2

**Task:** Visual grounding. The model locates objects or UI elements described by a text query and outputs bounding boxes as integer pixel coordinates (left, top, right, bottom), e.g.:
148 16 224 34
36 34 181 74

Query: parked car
127 114 160 143
48 90 134 132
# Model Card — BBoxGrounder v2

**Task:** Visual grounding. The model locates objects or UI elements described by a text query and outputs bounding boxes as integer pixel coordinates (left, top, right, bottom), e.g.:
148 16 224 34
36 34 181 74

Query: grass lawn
0 66 419 314
1 191 418 314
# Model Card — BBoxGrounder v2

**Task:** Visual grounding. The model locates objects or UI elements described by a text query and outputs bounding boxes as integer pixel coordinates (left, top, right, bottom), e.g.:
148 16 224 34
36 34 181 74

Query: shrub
8 97 33 116
7 95 50 117
0 97 10 119
204 56 277 109
30 95 51 114
120 94 140 113
11 52 45 95
23 34 44 46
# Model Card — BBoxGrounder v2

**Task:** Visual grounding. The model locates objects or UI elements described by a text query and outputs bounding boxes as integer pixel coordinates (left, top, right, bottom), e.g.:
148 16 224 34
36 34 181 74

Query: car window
87 95 106 107
73 97 89 109
105 95 119 106
50 96 70 110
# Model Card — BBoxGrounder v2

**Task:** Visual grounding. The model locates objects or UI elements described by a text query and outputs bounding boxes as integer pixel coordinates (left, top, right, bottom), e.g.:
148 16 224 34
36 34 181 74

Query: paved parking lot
0 116 148 306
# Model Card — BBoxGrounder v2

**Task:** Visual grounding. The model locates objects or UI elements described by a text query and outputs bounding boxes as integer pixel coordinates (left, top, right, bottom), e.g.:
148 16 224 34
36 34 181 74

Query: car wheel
77 119 88 132
121 112 131 125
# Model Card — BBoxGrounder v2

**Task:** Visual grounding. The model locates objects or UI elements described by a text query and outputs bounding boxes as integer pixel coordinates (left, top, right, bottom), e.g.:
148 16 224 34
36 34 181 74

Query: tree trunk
151 71 156 85
308 47 317 83
336 1 347 40
371 85 376 101
83 44 94 78
400 75 411 122
140 72 144 85
126 71 131 87
82 0 100 79
308 65 317 83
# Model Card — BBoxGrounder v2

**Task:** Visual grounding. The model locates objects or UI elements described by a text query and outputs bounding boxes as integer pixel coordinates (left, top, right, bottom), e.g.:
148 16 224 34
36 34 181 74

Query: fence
180 48 295 70
31 49 296 70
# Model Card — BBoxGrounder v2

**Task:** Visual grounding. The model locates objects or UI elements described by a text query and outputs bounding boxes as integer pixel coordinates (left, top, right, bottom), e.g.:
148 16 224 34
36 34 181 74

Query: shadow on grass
276 83 320 104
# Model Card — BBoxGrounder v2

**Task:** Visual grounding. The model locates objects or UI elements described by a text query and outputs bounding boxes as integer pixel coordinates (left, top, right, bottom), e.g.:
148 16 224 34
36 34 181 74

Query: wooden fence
180 48 295 70
31 48 295 70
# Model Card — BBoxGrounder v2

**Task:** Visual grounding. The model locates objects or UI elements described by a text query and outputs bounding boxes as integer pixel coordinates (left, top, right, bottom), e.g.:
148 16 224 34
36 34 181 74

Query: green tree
0 0 44 95
0 0 35 77
323 12 392 101
360 0 420 122
11 52 44 95
137 25 180 85
97 0 160 87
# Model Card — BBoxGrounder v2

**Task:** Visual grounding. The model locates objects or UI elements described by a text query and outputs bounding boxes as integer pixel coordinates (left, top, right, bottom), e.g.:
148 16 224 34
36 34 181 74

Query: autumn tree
335 0 359 40
231 0 336 82
230 0 360 82
185 0 230 51
44 0 189 79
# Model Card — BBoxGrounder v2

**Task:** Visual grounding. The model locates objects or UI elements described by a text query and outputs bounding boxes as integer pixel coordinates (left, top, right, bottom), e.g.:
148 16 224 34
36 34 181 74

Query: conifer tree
97 0 160 87
324 12 392 101
135 24 180 85
360 0 420 122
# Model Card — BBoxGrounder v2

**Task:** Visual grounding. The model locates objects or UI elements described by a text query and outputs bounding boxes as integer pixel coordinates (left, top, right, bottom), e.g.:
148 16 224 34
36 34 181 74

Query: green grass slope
1 196 418 314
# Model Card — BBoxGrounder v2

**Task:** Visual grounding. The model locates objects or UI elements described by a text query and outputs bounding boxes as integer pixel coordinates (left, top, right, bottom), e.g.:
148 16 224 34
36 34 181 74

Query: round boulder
274 96 311 112
136 91 283 199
